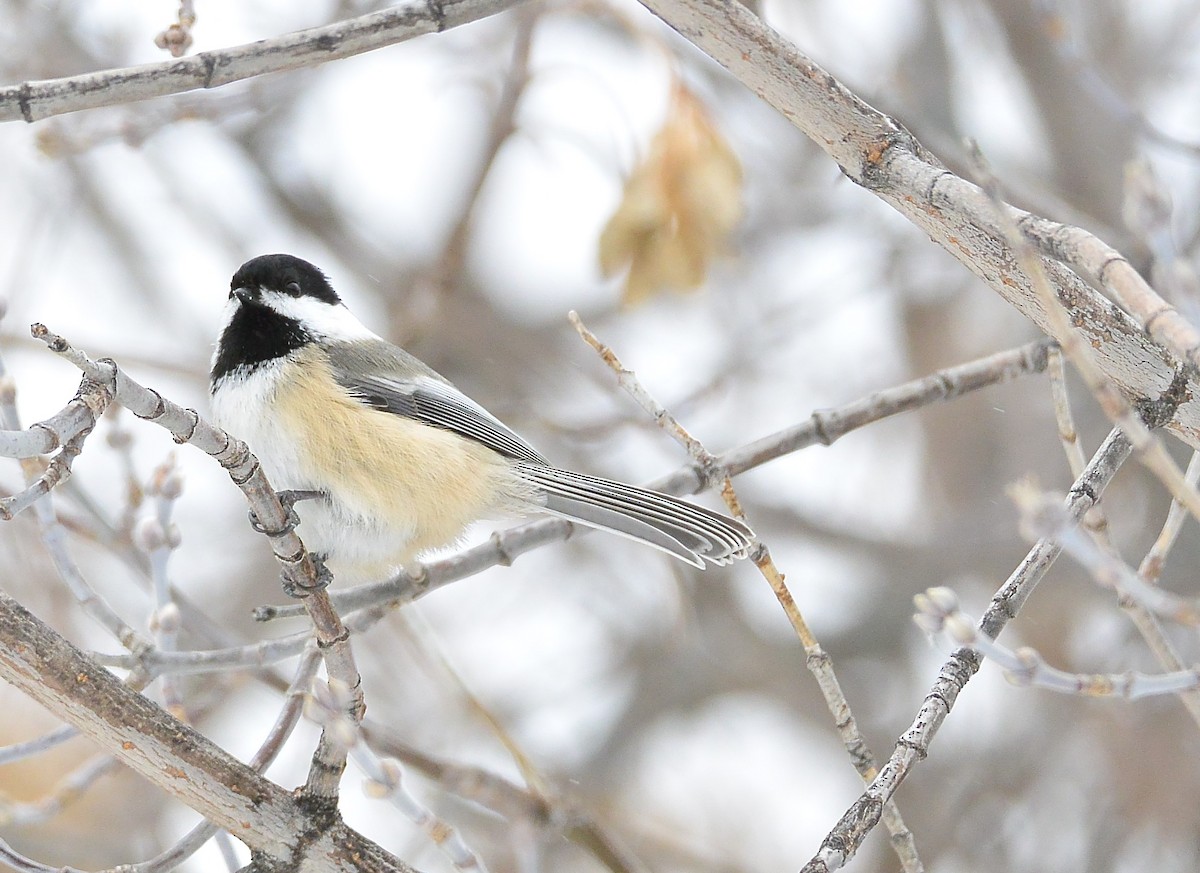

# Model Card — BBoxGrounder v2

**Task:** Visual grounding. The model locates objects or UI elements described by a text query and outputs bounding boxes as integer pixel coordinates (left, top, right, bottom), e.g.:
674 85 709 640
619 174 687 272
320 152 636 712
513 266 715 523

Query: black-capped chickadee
209 254 753 581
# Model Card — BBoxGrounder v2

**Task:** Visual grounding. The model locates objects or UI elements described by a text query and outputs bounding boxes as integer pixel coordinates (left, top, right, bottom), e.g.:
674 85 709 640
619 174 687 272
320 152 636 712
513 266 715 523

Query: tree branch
634 0 1200 449
0 592 417 872
27 324 369 846
0 0 524 123
801 427 1133 871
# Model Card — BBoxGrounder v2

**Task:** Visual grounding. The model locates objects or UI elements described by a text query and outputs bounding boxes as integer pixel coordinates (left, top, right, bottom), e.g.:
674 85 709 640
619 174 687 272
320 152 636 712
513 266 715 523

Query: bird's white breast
211 359 305 494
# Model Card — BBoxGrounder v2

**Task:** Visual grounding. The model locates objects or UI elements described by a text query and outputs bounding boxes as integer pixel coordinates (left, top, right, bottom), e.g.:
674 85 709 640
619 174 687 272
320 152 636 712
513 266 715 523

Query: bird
209 254 753 582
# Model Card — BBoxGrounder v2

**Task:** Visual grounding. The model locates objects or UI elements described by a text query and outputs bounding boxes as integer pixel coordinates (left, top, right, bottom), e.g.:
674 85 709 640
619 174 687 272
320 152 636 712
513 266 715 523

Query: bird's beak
232 286 259 305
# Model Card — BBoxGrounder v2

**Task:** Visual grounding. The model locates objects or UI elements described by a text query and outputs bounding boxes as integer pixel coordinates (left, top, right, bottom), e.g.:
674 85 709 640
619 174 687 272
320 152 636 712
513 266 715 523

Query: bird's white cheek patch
259 292 379 343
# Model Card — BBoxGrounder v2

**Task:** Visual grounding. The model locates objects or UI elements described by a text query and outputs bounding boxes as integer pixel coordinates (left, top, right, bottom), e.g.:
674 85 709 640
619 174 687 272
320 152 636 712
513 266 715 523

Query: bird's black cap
230 254 341 305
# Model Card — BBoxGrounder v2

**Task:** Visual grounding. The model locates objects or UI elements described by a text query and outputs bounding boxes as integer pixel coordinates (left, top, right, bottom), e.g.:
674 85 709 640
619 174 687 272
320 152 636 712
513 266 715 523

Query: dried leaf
599 82 743 305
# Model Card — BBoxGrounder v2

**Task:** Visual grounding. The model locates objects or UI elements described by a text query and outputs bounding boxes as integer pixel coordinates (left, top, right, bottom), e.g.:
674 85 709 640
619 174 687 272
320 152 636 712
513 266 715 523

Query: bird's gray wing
326 344 549 465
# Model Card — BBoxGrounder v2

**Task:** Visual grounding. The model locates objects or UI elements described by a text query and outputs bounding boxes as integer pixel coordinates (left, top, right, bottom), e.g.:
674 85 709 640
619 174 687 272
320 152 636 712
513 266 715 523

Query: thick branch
636 0 1200 449
0 0 523 123
0 592 415 872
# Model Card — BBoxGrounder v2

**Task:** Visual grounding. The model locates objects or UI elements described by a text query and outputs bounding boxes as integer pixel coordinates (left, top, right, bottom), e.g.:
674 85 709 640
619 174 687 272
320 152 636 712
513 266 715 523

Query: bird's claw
282 552 334 598
247 489 326 538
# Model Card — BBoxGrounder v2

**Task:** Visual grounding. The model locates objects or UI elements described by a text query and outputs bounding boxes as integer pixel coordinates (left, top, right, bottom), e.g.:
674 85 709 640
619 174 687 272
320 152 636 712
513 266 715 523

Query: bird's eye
284 282 302 297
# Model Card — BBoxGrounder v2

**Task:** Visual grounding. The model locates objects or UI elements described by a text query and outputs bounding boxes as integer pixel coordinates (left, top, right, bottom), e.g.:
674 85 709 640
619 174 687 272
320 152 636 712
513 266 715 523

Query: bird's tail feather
515 463 753 567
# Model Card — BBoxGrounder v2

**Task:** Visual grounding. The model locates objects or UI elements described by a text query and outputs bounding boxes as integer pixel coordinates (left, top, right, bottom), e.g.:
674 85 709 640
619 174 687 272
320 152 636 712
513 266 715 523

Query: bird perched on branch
209 254 753 582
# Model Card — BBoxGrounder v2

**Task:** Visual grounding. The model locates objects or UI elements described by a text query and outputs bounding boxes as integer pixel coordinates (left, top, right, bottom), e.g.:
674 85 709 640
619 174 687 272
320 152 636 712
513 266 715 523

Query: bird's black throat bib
211 303 312 385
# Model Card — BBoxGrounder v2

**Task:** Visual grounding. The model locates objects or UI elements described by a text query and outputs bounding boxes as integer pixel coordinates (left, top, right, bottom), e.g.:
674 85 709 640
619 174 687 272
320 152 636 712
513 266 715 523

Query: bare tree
2 1 1200 871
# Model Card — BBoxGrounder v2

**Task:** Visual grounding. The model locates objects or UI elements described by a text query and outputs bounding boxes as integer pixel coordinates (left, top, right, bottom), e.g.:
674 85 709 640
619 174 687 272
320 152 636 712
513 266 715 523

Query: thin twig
138 458 186 718
0 375 110 520
0 835 86 873
0 724 79 765
800 427 1132 872
307 679 492 873
1047 346 1200 725
969 145 1200 526
569 313 926 870
0 386 99 458
1012 481 1200 627
396 609 554 801
1124 452 1200 729
916 586 1200 699
114 644 323 873
420 5 540 300
0 755 120 826
0 338 149 655
362 719 650 873
1045 346 1112 545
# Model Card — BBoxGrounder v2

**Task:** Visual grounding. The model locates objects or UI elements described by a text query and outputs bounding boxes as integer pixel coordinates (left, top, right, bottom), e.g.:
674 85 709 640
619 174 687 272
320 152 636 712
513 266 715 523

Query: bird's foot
247 489 326 537
282 552 334 598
